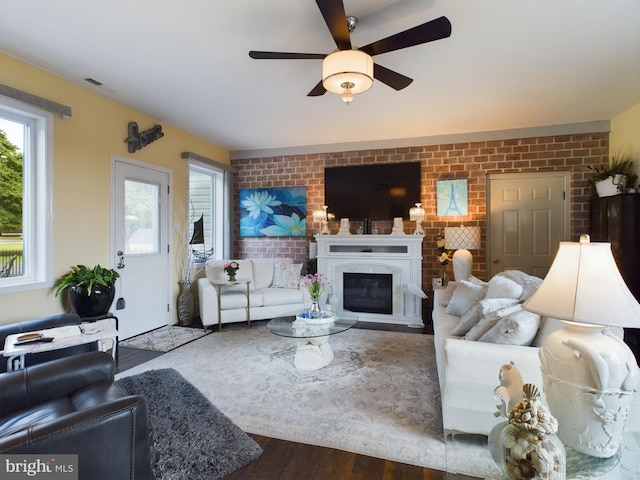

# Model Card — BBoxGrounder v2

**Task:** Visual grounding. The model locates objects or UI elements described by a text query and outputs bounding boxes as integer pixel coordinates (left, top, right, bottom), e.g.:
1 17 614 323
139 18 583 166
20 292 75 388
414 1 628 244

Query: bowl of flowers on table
297 273 335 325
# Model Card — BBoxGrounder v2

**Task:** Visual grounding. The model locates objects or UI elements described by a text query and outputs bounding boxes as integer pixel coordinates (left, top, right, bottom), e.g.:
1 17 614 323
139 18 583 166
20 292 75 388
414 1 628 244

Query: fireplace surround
315 235 425 326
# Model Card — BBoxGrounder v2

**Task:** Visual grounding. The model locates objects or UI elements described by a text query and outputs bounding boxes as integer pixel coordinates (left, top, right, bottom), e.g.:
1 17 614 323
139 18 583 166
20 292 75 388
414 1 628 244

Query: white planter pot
595 174 626 197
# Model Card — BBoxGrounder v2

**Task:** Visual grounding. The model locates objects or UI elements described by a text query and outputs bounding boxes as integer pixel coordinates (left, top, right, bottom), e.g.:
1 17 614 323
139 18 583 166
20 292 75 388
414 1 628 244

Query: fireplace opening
343 272 393 315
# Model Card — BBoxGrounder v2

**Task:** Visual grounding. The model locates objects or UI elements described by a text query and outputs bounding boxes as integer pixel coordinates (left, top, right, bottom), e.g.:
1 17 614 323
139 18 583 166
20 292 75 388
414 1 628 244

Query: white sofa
432 270 565 437
198 258 308 329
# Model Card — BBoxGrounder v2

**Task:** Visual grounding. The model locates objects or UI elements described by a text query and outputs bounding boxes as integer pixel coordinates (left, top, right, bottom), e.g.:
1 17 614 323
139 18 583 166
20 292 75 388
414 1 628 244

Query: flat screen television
324 162 421 220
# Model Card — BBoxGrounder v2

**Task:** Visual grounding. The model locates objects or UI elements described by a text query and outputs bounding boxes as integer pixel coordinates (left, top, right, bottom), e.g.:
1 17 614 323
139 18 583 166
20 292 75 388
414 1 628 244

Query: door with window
112 157 171 339
487 172 570 279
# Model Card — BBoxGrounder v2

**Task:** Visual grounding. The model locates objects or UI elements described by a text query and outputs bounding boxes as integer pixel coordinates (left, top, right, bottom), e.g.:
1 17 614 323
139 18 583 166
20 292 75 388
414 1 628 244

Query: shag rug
118 325 210 352
117 325 501 478
117 368 263 480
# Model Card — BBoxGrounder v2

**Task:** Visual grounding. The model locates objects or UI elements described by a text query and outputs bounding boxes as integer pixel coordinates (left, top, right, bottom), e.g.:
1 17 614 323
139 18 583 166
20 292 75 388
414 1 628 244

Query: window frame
0 95 53 294
188 159 227 260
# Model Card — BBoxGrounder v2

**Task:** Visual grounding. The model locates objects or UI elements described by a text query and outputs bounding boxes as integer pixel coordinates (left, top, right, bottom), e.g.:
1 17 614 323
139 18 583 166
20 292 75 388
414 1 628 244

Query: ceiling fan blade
315 0 351 50
359 16 452 57
307 80 327 97
374 64 413 91
249 51 326 60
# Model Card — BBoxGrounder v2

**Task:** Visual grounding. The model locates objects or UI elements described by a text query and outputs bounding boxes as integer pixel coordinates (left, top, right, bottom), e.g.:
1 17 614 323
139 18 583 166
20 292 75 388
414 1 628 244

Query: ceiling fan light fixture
322 50 373 100
341 82 354 104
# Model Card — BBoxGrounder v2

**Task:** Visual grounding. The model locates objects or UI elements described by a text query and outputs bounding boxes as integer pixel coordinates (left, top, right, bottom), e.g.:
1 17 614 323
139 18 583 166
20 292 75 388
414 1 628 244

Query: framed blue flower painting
239 187 306 237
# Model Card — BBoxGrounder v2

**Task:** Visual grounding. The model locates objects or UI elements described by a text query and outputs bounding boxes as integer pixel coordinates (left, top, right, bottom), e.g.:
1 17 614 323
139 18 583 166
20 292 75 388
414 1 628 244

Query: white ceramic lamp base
294 336 334 371
539 321 639 458
452 248 473 282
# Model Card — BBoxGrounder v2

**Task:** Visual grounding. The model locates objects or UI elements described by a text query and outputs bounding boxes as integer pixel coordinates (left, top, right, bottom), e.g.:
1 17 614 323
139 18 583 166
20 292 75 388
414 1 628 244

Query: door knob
116 251 125 269
492 259 500 264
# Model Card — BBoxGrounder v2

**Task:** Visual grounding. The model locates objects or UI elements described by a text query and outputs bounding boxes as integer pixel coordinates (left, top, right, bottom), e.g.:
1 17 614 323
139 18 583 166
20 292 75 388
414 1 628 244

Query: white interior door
487 172 570 279
112 156 171 339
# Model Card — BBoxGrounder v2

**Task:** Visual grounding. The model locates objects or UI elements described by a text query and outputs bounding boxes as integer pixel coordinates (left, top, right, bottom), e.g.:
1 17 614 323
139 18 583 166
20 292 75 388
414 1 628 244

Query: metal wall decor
125 121 164 153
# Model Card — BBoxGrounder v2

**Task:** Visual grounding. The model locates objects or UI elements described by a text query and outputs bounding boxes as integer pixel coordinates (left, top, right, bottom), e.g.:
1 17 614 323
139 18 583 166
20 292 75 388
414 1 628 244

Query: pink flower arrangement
223 261 239 276
301 273 330 300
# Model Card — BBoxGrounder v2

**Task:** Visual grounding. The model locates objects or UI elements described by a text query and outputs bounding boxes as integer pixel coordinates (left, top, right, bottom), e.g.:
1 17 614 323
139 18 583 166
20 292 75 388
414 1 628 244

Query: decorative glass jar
501 423 566 479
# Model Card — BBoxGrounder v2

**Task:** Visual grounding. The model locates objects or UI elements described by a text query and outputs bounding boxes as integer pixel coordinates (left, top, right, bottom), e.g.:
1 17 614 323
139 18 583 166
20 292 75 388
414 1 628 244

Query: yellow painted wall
611 102 640 179
0 53 229 324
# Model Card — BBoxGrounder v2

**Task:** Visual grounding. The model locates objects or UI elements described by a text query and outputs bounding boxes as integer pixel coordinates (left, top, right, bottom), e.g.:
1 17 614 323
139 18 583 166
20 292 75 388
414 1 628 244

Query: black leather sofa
0 351 153 480
0 313 100 373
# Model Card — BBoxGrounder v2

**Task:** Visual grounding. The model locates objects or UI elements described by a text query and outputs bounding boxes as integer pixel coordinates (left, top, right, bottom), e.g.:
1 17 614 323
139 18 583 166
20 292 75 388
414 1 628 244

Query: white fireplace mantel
314 234 425 326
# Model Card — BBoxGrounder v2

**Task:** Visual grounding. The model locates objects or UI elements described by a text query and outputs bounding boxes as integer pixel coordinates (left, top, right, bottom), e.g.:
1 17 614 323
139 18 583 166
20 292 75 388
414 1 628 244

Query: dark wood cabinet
589 194 640 301
590 194 640 362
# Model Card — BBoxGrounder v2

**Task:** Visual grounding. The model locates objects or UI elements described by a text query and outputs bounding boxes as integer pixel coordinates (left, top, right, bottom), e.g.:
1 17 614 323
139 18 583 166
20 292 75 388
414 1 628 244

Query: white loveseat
432 270 565 437
198 258 308 329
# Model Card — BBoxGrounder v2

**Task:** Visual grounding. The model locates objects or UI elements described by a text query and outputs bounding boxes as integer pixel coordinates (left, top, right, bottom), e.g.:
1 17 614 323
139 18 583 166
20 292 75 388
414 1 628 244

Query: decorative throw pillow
479 297 520 315
450 302 483 336
478 308 542 345
485 274 523 300
500 270 543 301
438 282 457 307
464 303 522 341
272 263 302 289
445 280 488 317
468 275 489 287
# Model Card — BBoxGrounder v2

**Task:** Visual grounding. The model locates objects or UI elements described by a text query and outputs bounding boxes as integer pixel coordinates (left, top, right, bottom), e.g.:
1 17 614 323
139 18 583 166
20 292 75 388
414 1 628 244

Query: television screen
324 162 421 220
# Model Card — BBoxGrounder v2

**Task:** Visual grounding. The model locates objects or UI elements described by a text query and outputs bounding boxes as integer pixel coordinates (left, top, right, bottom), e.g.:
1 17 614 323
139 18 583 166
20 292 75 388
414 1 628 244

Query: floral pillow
272 263 302 289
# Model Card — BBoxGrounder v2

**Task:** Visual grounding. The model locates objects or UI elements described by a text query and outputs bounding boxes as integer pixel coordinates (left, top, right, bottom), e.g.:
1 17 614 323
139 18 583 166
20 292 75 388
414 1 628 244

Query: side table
211 279 251 331
3 318 119 371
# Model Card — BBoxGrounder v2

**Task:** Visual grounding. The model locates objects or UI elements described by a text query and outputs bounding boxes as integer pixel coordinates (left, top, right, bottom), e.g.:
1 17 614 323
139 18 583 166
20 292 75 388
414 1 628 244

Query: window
0 97 53 293
188 161 227 261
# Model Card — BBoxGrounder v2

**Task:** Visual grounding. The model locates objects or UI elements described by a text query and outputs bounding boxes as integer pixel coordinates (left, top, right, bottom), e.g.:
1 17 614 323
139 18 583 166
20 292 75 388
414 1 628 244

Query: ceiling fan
249 0 452 103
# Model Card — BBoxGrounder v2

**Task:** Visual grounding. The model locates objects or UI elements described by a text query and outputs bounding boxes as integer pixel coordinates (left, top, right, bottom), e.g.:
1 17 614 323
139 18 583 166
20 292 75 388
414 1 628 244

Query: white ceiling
1 0 639 158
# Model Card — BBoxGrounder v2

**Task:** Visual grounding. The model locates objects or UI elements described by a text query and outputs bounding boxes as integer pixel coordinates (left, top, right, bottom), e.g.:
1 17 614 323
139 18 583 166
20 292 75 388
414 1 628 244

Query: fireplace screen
343 272 393 315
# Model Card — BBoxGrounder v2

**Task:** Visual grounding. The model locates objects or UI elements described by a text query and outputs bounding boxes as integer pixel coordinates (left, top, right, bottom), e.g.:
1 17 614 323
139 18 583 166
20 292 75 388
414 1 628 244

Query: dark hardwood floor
116 320 476 480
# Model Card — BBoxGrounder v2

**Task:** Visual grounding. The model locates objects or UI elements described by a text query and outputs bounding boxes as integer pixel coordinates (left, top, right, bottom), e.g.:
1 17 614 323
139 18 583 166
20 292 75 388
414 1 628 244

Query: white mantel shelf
315 234 425 327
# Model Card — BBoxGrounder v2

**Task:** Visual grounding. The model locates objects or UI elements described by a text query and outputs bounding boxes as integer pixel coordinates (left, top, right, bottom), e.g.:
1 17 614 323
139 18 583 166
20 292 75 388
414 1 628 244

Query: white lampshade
312 209 327 223
409 203 425 221
444 226 481 250
522 235 640 328
322 50 373 95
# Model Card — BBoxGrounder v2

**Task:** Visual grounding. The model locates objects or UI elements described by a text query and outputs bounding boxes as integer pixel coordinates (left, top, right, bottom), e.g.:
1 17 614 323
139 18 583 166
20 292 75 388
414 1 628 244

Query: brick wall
232 132 609 287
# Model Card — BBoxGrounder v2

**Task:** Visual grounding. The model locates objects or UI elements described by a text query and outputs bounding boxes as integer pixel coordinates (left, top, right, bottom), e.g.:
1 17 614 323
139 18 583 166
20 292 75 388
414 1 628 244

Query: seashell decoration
501 382 566 479
507 383 558 435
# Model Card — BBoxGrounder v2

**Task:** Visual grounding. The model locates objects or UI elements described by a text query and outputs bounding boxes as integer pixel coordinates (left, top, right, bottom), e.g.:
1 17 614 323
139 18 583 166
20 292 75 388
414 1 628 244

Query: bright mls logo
1 455 78 479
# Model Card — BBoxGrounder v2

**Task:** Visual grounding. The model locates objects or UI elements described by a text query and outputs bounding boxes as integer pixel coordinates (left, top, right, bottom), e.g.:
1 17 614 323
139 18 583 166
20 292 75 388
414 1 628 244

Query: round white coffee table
267 309 358 371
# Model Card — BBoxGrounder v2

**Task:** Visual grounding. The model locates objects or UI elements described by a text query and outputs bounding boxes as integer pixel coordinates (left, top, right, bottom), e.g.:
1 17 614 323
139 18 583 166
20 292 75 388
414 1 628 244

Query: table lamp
444 226 481 281
313 206 330 235
522 234 640 458
409 203 425 235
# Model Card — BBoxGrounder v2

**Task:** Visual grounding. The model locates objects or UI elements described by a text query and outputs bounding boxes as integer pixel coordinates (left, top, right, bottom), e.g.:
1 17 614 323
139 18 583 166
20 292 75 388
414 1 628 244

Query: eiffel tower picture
437 179 468 216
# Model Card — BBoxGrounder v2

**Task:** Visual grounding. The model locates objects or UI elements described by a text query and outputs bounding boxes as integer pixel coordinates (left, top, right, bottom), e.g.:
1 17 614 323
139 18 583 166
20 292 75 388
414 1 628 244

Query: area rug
118 325 210 352
117 326 501 478
117 368 263 480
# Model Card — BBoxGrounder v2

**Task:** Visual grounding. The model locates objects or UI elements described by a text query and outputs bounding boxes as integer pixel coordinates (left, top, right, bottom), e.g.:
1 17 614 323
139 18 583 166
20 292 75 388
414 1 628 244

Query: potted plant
55 264 120 317
588 152 637 197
